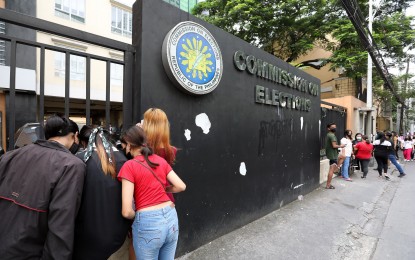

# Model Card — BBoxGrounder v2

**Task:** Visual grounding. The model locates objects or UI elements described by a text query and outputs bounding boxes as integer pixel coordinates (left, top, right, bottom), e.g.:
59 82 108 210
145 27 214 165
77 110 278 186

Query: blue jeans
341 156 350 178
388 154 404 174
132 204 179 260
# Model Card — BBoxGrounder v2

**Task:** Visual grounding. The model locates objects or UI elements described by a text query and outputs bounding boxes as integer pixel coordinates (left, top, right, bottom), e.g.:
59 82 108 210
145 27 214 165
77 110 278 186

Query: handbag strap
133 159 165 190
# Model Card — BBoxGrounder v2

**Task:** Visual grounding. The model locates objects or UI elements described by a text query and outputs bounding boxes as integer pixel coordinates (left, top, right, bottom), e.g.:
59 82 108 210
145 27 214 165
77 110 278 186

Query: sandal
325 185 335 189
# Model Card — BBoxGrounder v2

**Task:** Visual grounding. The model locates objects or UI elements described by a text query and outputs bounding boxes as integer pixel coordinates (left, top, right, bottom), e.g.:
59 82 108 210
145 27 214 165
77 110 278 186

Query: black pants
360 159 370 177
354 158 363 171
375 155 388 176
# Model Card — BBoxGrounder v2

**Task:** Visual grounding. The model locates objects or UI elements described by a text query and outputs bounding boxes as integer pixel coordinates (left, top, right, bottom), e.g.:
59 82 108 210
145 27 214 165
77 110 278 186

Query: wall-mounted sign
162 21 223 95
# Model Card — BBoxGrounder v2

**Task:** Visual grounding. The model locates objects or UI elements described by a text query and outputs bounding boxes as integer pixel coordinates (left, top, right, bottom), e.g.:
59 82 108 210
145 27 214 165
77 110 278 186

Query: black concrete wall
133 0 321 255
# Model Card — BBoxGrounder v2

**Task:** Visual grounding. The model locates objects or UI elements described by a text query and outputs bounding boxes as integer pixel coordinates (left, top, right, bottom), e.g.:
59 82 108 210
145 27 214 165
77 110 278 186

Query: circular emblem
162 21 223 95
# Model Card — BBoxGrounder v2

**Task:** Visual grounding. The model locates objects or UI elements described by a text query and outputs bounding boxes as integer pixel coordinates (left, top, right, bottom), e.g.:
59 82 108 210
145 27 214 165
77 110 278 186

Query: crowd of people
325 122 409 190
0 108 186 260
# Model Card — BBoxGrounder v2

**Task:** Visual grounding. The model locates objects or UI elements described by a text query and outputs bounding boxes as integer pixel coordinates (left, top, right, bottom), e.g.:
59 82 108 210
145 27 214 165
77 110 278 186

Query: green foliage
193 0 415 79
193 0 415 125
193 0 341 62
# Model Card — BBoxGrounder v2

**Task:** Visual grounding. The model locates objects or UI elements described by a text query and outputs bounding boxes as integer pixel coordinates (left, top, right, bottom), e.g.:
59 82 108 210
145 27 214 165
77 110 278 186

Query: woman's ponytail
140 145 159 168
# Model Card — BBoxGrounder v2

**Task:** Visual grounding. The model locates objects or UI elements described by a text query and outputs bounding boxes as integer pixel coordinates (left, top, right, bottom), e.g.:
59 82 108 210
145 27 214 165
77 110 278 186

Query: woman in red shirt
354 135 374 179
119 126 186 259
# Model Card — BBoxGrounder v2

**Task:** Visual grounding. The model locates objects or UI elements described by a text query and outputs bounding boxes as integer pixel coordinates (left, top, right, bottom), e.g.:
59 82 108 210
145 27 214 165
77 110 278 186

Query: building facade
0 0 203 148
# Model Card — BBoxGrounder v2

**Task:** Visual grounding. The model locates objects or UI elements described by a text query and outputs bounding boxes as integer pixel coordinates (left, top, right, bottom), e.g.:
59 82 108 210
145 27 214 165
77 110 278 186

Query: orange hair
142 108 176 165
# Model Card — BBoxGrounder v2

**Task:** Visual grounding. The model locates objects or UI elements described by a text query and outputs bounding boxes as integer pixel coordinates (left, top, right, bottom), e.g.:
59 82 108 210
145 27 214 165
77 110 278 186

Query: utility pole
366 0 374 137
400 58 410 135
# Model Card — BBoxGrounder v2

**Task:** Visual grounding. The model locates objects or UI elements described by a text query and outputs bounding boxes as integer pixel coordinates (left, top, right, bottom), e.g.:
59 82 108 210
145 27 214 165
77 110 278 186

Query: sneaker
345 178 353 182
398 173 406 177
385 175 390 180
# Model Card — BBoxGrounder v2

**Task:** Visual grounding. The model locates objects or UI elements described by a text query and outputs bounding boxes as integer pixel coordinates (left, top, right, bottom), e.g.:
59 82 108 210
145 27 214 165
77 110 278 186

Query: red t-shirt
157 147 177 203
118 154 172 211
355 142 373 160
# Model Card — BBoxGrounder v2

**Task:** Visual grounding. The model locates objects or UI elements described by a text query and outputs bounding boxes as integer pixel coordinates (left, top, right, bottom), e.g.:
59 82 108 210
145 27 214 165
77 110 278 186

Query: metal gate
0 8 135 150
320 101 347 157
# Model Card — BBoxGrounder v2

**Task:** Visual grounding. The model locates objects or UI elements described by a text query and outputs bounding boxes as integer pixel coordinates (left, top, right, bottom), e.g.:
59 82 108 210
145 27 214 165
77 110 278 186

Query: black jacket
0 140 86 259
73 150 131 260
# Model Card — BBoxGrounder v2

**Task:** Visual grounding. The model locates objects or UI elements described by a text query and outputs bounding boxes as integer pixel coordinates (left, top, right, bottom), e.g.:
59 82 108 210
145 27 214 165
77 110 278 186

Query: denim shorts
132 204 179 260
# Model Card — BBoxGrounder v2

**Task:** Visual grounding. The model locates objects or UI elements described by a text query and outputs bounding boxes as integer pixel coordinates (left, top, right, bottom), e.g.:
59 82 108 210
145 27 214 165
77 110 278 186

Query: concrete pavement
177 159 415 260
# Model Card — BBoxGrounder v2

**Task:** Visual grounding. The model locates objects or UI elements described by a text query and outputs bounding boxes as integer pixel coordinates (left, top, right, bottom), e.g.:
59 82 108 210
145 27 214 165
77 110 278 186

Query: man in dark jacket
0 115 86 259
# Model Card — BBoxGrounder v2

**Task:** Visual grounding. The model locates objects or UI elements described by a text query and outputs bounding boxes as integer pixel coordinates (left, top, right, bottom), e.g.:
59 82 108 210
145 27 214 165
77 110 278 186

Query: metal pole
8 40 16 150
366 0 373 136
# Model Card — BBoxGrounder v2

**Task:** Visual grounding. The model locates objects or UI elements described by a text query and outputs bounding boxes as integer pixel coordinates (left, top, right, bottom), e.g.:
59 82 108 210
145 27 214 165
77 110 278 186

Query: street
177 159 415 260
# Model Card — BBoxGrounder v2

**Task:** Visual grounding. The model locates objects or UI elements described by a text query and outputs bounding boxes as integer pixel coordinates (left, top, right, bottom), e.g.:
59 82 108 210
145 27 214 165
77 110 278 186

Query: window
111 6 132 38
55 0 85 23
0 21 5 66
164 0 200 12
55 52 86 81
111 63 123 86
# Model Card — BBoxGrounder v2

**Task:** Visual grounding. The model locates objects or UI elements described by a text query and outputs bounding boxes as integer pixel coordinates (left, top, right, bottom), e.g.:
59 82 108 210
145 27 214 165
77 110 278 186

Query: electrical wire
338 0 406 106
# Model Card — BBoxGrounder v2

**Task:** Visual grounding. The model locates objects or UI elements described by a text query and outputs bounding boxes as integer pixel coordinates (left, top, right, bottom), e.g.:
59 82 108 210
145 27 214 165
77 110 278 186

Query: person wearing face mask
391 131 400 160
352 133 363 172
0 115 86 259
340 130 354 181
373 132 392 180
325 123 346 189
354 135 373 178
67 119 81 154
385 132 406 177
73 127 131 259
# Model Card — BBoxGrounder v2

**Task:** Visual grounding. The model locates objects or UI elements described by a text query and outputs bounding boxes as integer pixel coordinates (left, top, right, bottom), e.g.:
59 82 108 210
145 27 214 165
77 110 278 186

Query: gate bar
86 56 91 125
106 61 111 129
65 51 70 118
8 40 16 150
123 51 134 128
39 47 45 126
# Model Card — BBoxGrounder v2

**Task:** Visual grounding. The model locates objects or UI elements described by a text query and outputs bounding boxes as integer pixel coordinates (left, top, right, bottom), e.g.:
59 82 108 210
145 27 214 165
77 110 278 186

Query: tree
193 0 415 77
193 0 415 130
193 0 341 62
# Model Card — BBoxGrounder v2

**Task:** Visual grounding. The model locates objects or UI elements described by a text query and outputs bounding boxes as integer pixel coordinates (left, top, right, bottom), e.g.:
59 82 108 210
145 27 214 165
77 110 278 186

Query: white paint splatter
184 129 191 141
300 117 304 130
195 113 211 134
294 184 304 189
239 162 247 176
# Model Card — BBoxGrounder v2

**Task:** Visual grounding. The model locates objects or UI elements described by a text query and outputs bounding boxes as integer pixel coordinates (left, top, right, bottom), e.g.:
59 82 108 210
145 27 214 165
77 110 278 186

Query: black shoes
398 173 406 178
361 176 366 179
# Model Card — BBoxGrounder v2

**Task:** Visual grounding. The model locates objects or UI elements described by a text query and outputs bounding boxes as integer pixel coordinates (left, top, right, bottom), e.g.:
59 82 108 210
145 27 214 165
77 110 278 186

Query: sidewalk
177 160 415 260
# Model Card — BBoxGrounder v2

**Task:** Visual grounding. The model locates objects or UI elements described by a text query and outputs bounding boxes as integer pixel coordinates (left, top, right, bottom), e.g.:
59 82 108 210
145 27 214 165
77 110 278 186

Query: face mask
356 136 362 141
122 148 133 160
330 128 336 133
69 142 80 154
